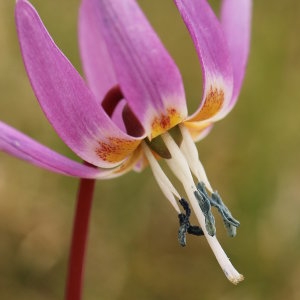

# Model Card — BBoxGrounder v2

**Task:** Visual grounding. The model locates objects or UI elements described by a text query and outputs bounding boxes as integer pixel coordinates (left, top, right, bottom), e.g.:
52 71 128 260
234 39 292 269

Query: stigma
142 124 243 284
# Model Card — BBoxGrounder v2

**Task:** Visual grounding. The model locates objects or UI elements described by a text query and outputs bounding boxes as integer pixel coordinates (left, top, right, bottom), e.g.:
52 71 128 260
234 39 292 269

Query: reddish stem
65 176 96 300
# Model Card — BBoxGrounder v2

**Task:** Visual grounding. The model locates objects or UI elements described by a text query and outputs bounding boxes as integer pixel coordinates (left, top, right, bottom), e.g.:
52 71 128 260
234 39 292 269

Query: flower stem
65 176 96 300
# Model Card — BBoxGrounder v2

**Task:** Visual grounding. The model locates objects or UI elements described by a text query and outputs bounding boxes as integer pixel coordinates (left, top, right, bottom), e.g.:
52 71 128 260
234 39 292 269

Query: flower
0 0 251 284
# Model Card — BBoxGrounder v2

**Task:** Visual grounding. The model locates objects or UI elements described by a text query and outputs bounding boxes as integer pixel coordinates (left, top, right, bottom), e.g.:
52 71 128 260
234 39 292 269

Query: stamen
179 124 213 192
142 142 180 213
178 213 188 247
194 189 216 236
197 182 240 237
178 198 204 247
160 132 244 284
211 191 240 237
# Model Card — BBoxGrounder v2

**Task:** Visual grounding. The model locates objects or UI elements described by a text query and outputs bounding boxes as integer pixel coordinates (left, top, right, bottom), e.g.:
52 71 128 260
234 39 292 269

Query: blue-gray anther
197 182 211 200
211 192 240 237
178 213 188 247
197 182 240 237
211 192 240 226
178 198 204 247
223 220 237 237
194 190 216 236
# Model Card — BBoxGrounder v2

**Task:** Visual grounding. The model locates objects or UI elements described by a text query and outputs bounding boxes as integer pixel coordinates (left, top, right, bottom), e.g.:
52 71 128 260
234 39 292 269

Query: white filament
179 124 213 192
142 143 180 213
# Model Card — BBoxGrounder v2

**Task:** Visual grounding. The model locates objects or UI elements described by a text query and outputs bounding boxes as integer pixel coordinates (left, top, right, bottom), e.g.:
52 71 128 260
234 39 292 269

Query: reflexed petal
183 122 213 142
88 0 187 138
111 99 127 133
16 0 141 168
103 145 142 179
0 121 102 178
79 0 118 101
174 0 233 123
133 152 149 173
221 0 252 114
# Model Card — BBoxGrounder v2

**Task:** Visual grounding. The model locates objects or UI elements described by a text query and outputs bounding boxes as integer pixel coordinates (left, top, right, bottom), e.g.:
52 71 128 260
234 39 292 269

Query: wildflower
0 0 252 285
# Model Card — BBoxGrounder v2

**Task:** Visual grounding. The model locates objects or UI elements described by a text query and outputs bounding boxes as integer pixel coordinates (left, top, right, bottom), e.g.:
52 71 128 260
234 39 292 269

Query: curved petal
220 0 252 114
15 0 141 168
103 145 142 179
133 154 148 173
174 0 233 123
111 99 127 133
86 0 187 139
79 0 118 101
183 121 213 142
0 121 101 178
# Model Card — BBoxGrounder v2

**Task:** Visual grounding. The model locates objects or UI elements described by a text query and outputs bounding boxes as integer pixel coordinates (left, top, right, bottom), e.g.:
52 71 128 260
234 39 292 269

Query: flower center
142 123 243 284
150 108 184 140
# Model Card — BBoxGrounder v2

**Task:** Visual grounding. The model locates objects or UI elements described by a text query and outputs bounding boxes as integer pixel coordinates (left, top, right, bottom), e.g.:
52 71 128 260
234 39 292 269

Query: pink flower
0 0 251 284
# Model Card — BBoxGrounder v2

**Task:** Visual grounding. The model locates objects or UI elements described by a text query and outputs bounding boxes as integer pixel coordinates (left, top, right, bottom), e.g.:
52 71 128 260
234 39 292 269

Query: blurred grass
1 0 300 299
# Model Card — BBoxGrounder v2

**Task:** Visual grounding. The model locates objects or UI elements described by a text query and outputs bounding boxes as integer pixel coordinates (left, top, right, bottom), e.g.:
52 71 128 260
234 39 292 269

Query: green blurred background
1 0 300 299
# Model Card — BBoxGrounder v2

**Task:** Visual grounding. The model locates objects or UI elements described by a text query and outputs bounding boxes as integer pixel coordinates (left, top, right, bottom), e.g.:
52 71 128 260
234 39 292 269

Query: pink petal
79 0 118 101
0 121 102 178
174 0 233 123
15 0 141 168
221 0 252 113
84 0 187 138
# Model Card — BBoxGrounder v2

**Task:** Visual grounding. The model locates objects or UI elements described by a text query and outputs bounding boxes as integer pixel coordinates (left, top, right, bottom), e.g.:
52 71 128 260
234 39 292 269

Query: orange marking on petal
190 86 225 122
150 108 183 139
95 137 140 163
112 146 142 175
184 121 211 140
